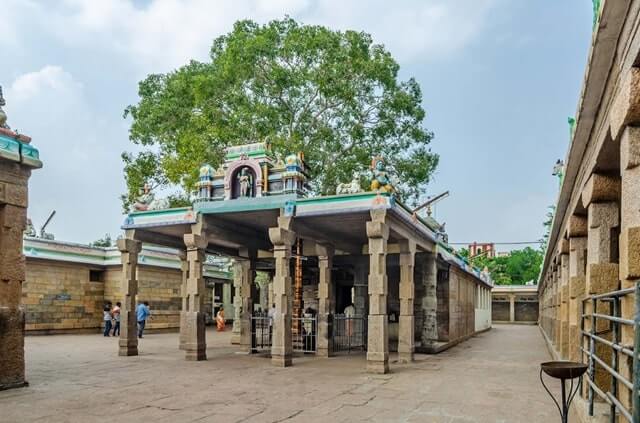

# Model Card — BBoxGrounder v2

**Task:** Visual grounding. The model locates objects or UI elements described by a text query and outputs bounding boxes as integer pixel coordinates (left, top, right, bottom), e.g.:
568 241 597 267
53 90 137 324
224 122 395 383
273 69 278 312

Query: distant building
468 242 495 259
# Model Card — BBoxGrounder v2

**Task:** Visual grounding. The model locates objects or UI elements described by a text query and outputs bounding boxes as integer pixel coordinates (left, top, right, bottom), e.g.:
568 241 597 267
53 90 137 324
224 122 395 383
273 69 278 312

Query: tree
457 246 543 285
122 18 438 209
90 234 113 248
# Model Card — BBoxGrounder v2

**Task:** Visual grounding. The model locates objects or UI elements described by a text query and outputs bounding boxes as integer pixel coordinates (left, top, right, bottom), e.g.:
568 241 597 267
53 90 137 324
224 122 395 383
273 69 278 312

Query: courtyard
0 325 557 423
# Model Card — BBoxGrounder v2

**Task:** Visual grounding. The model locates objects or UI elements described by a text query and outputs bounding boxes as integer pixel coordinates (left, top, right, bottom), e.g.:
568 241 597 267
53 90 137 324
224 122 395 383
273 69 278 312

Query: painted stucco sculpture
0 85 8 129
131 183 169 212
370 156 395 193
336 172 363 195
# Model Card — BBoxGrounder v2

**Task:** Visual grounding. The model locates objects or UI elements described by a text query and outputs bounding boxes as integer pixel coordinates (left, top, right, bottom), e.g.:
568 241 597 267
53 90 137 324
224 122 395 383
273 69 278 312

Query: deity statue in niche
131 183 169 211
370 156 395 193
237 167 253 198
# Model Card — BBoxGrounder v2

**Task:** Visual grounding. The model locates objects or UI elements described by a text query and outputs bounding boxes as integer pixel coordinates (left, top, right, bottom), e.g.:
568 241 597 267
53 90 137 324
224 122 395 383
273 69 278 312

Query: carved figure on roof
0 85 9 129
132 183 170 212
336 172 363 195
237 167 253 197
24 218 36 237
370 156 394 193
552 159 565 188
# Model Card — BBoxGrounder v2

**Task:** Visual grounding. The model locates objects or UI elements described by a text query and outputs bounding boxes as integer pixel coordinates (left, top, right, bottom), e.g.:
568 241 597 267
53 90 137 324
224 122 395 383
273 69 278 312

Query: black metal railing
250 312 272 353
580 281 640 422
292 315 317 353
331 314 367 353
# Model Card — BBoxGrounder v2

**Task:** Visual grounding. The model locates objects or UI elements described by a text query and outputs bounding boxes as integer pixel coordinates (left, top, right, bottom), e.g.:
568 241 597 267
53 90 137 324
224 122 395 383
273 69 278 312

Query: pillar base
397 352 414 363
271 354 292 367
317 347 333 358
0 381 29 391
185 348 207 361
230 333 241 345
366 359 389 374
118 346 138 356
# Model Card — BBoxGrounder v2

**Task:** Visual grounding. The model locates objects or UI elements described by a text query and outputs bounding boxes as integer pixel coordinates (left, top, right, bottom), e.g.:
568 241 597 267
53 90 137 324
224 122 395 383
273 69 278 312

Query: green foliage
540 205 555 253
461 247 543 286
90 234 113 248
122 18 437 206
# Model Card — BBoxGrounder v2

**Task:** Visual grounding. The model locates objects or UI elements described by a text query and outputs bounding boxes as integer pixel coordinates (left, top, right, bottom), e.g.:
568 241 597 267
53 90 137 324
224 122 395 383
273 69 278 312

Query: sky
1 0 593 251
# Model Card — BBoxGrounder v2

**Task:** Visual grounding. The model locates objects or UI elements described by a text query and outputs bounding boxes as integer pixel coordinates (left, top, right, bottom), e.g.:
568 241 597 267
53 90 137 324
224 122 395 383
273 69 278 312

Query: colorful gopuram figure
370 156 395 193
237 167 253 197
131 183 169 212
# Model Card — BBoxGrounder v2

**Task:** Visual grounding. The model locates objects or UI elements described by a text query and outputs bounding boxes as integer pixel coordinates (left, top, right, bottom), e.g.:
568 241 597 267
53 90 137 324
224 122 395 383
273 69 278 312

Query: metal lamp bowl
541 361 588 380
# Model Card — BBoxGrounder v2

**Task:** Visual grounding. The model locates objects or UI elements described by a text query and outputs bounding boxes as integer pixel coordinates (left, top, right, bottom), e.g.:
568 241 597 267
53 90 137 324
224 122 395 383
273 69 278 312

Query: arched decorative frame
223 158 263 200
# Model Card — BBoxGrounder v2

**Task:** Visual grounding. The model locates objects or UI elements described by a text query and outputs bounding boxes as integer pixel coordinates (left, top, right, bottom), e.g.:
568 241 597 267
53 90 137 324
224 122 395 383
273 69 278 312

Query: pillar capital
116 238 141 254
568 215 588 237
315 242 334 258
581 173 621 208
610 67 640 140
184 233 207 250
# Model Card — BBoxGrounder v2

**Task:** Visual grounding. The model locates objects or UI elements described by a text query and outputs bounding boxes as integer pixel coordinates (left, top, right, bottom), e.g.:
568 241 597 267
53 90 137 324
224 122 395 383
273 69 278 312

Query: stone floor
0 324 559 422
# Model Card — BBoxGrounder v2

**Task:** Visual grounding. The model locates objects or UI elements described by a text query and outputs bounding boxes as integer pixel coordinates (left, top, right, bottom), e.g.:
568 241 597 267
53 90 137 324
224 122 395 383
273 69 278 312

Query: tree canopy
122 18 437 209
458 247 543 286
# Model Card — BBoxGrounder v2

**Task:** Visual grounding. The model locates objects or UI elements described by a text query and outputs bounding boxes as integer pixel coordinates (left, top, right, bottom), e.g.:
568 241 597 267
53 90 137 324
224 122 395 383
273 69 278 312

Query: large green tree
122 18 437 209
458 247 543 285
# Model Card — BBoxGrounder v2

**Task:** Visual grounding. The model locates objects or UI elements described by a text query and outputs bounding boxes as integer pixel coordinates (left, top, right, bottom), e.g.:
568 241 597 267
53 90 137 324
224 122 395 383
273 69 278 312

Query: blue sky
1 0 592 250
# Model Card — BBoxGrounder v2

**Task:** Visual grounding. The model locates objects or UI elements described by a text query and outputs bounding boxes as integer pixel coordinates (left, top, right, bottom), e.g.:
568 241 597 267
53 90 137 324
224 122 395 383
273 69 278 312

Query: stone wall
22 259 220 333
447 266 476 342
23 260 105 333
514 301 538 322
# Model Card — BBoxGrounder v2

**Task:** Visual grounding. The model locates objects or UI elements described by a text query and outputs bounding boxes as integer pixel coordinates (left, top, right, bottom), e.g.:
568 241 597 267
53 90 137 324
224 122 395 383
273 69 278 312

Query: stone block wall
447 267 476 342
22 260 105 332
104 266 185 330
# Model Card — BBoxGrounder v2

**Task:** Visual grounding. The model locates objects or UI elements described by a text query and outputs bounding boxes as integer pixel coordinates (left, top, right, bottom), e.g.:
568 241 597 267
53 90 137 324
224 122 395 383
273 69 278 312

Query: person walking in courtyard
136 301 151 338
216 307 226 331
102 305 112 337
111 302 121 337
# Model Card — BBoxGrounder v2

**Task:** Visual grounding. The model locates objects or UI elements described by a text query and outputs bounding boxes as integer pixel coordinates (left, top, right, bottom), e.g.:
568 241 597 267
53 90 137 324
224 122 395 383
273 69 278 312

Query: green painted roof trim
195 194 297 214
129 207 193 217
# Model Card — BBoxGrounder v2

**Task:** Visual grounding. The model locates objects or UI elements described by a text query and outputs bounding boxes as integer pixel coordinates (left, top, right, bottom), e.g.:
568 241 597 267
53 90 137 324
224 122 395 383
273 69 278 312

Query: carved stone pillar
366 209 389 374
116 238 141 357
398 239 416 363
420 252 438 347
231 262 243 345
235 257 254 351
582 174 621 393
178 251 188 350
268 216 296 367
509 294 515 323
568 215 587 363
559 242 570 358
183 234 207 361
0 126 42 390
316 243 334 358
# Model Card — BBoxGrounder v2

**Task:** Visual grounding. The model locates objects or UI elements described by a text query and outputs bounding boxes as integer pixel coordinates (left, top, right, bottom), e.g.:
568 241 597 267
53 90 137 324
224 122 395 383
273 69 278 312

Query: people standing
216 307 226 332
136 301 151 338
111 302 121 337
103 305 112 337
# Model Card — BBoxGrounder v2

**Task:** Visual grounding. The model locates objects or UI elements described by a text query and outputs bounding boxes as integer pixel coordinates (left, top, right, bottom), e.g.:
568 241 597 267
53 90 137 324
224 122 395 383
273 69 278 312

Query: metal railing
331 314 367 353
580 281 640 422
292 315 317 354
250 312 272 353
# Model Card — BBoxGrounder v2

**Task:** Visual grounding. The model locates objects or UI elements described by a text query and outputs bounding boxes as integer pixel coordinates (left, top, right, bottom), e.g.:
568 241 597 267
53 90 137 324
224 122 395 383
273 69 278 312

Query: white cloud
9 65 83 103
3 0 498 72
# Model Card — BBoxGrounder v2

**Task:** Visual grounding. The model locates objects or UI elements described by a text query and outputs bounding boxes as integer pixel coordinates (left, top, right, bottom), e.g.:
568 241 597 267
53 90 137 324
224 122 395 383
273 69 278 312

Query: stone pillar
234 258 253 351
178 251 188 350
183 234 207 361
0 126 41 390
353 260 368 318
582 173 620 393
268 215 296 367
116 238 141 357
509 294 515 323
618 126 640 409
421 252 438 346
568 215 587 363
316 243 334 358
231 261 242 345
365 209 389 374
222 281 233 320
559 243 570 359
398 239 416 363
